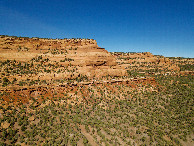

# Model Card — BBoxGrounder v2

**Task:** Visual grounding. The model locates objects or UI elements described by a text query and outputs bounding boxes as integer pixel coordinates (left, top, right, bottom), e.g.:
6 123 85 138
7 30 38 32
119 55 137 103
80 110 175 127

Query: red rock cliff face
0 36 98 50
112 52 180 72
0 36 117 67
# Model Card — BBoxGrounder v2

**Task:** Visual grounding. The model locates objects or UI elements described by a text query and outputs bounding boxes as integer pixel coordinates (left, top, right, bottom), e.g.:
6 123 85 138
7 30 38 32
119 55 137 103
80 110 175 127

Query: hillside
0 35 193 145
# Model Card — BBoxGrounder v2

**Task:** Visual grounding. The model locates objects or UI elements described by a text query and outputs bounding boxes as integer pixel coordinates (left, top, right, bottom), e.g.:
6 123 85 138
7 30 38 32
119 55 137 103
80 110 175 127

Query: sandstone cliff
0 35 122 78
0 36 116 66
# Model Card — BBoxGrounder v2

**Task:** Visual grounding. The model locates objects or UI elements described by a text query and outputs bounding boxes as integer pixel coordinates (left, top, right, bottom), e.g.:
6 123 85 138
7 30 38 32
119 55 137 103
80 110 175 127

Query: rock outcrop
0 35 117 66
112 52 180 72
0 36 121 78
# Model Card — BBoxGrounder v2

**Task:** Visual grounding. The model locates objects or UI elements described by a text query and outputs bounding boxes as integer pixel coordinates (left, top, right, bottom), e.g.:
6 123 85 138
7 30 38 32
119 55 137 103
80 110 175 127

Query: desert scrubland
0 35 193 145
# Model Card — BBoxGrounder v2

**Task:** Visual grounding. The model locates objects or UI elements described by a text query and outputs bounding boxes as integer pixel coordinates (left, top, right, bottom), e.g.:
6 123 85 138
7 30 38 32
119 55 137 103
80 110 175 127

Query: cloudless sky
0 0 193 57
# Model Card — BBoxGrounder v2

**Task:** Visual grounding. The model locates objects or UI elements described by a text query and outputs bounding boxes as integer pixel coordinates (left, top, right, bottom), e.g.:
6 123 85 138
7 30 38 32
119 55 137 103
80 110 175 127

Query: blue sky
0 0 193 57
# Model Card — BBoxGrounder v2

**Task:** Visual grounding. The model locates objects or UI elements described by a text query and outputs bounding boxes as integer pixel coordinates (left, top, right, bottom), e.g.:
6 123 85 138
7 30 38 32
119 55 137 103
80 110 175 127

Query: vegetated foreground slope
0 35 193 145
